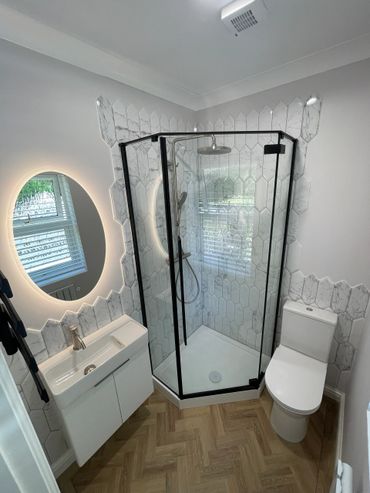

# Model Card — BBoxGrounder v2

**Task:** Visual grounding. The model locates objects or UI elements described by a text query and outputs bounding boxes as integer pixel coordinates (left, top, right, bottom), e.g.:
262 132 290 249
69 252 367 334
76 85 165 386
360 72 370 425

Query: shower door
168 132 285 396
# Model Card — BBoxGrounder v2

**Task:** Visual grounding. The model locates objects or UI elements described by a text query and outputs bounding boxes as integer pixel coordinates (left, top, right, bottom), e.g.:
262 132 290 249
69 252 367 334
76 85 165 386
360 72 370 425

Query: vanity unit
39 316 153 466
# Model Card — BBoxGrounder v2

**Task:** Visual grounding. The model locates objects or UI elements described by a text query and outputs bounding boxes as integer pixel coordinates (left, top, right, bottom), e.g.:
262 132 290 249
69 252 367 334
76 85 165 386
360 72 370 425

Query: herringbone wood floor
58 390 338 493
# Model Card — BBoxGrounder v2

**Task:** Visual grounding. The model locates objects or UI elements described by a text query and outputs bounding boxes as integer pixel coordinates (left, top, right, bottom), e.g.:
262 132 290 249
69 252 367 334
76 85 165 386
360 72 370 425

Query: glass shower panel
171 132 280 395
260 136 294 373
123 139 179 394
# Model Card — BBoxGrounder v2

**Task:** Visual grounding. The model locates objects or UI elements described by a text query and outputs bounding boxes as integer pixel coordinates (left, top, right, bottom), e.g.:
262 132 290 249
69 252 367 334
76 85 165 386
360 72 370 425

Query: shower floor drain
208 370 222 383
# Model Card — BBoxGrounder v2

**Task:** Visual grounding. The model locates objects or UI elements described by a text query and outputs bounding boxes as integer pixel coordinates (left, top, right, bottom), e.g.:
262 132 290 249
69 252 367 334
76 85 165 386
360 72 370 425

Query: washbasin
39 315 148 409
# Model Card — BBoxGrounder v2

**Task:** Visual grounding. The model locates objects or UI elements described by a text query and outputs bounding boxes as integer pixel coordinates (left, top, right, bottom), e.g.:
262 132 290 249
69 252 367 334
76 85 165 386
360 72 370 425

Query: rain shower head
197 135 231 155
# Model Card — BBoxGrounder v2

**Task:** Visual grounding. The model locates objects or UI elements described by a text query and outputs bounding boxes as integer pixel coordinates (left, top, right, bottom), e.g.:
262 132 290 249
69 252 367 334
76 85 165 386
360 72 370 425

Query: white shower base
154 325 266 398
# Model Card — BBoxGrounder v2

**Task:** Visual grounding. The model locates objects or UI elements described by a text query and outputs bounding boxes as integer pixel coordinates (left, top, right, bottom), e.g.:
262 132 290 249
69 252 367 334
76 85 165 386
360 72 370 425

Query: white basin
39 315 148 409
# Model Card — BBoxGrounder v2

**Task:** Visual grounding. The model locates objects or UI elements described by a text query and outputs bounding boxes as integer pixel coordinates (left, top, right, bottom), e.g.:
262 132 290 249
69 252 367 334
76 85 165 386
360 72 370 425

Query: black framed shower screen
120 131 297 400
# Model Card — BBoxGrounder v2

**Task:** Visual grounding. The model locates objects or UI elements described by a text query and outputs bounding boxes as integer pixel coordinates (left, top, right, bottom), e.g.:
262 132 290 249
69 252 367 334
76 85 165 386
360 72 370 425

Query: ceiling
1 0 370 109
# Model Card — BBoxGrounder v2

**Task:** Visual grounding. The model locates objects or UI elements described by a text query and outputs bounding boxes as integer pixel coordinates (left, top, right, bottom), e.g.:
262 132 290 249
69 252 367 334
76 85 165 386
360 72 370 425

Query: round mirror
12 172 106 301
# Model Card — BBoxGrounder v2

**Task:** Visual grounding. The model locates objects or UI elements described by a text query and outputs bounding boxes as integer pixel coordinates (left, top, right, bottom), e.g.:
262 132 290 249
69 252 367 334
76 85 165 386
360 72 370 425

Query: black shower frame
120 131 297 400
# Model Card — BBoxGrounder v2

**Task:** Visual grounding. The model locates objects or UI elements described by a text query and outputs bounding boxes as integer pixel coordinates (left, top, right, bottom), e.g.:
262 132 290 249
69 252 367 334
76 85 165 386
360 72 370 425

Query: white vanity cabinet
61 346 153 466
62 374 122 466
114 346 153 422
39 316 154 467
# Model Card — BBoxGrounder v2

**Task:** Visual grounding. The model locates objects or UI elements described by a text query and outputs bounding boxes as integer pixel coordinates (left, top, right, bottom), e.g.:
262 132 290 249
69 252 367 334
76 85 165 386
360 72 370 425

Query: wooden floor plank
58 390 338 493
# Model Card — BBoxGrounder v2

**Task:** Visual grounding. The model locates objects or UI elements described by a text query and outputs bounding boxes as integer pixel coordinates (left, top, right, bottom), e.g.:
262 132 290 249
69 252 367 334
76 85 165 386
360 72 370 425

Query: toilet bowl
265 301 337 443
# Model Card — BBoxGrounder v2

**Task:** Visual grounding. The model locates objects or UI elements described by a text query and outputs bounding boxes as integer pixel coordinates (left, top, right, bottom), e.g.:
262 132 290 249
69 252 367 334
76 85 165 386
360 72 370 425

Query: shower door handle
177 236 187 346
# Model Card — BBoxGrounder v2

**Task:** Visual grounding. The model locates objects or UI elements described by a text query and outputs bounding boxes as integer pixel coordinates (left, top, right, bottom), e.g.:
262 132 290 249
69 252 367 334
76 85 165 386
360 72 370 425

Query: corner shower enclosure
120 130 296 401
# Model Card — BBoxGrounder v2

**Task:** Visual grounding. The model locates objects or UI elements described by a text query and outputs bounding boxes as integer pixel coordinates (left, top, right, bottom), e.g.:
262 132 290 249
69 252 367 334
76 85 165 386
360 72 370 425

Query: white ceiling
1 0 370 109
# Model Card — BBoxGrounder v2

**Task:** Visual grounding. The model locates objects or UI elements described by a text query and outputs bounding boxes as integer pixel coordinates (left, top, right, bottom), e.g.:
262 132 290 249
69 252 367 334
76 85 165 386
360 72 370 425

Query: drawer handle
94 358 130 387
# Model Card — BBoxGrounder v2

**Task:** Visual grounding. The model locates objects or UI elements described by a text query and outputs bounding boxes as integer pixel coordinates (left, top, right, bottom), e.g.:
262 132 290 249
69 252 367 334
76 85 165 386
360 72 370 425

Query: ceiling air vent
221 0 267 37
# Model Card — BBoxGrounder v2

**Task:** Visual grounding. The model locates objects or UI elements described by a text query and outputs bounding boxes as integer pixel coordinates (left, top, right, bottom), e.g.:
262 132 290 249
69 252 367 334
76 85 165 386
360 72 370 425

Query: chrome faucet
69 325 86 351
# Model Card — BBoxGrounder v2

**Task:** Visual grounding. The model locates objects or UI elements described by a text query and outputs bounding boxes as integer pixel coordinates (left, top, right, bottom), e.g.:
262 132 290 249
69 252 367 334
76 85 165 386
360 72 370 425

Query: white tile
347 284 370 320
78 303 98 336
44 431 69 464
272 103 287 131
25 329 46 358
110 143 124 180
235 113 246 150
60 310 80 345
160 114 169 132
22 373 44 410
286 241 302 274
246 110 258 148
335 342 355 371
112 100 128 141
93 297 111 329
120 285 134 316
122 253 136 287
316 277 334 309
331 281 351 313
9 352 28 385
289 270 304 300
286 98 304 138
293 176 311 214
107 290 123 320
301 98 322 142
127 104 139 133
30 410 50 445
139 108 151 134
337 370 351 392
349 318 366 348
41 320 67 357
286 210 299 245
302 274 319 305
110 179 127 225
293 140 308 179
96 96 116 147
334 314 352 342
43 400 61 432
258 107 272 145
150 111 160 133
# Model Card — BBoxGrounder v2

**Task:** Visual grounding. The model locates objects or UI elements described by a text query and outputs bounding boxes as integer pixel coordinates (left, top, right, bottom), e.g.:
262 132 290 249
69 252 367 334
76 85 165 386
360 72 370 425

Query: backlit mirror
12 172 105 301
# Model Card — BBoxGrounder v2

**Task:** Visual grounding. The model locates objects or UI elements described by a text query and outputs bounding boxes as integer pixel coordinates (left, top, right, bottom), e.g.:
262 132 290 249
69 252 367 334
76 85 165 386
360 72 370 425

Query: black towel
0 305 18 355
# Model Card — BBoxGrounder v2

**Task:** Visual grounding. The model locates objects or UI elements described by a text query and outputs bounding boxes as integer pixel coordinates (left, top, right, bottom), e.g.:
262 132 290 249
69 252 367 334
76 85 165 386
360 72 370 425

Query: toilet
265 300 337 443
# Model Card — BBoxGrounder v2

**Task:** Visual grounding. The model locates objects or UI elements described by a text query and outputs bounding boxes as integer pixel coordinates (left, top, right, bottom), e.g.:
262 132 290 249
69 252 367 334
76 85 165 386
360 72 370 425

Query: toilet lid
265 345 327 415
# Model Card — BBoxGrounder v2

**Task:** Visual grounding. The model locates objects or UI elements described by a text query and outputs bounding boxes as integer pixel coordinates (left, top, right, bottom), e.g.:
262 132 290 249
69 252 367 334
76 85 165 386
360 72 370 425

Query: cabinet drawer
114 347 153 422
62 374 122 466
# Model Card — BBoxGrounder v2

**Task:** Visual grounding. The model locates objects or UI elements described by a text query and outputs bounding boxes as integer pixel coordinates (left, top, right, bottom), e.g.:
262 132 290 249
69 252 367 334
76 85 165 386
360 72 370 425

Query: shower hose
175 257 200 304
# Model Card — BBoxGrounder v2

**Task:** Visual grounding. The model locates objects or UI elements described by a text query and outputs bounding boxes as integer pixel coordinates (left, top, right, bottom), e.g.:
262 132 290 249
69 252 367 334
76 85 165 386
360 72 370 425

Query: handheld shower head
178 191 188 210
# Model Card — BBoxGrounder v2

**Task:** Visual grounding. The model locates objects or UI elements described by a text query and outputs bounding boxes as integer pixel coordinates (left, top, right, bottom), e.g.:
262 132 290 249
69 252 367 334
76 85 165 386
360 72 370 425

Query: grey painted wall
196 58 370 288
0 38 193 329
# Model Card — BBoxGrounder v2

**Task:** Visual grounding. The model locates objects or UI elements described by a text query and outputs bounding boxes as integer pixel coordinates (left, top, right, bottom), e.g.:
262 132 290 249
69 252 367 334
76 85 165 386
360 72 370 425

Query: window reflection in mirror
13 172 106 301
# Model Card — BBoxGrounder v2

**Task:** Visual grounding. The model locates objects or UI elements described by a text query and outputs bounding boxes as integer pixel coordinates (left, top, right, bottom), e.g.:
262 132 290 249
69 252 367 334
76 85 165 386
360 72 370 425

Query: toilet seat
265 345 327 416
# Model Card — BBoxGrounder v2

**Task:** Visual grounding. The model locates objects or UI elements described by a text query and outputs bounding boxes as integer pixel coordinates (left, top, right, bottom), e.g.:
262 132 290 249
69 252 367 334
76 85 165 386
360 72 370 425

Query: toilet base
270 401 308 443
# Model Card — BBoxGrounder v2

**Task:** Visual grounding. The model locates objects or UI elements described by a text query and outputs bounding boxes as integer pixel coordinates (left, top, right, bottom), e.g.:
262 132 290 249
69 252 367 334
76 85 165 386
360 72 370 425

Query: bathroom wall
343 312 370 493
0 38 193 469
196 58 370 389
